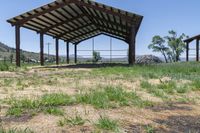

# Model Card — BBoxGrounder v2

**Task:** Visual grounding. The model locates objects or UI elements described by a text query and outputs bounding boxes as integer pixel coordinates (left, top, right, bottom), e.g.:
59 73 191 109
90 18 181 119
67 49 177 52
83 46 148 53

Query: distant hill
0 42 58 61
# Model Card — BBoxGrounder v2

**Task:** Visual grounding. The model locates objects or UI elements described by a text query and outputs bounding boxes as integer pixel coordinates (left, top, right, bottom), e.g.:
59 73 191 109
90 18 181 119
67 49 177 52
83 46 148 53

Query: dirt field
1 63 200 133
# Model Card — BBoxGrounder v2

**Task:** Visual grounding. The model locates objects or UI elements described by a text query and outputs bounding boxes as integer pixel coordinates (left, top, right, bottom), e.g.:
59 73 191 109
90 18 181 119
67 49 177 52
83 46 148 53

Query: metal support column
129 26 136 65
186 42 189 62
196 39 199 62
55 38 59 65
74 44 77 64
40 33 44 66
15 25 21 67
66 42 69 64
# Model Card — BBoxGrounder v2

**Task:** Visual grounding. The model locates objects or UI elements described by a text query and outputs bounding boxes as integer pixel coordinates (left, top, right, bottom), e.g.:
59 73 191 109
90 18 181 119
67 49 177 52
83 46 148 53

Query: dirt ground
0 65 200 133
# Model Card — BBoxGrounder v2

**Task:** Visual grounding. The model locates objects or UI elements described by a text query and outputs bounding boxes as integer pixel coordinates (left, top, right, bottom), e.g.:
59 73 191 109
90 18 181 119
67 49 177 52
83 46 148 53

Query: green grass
77 86 153 109
43 107 64 116
0 128 33 133
191 80 200 91
58 115 87 127
144 125 155 133
95 116 119 132
93 62 200 80
6 93 73 117
140 80 190 99
40 93 73 106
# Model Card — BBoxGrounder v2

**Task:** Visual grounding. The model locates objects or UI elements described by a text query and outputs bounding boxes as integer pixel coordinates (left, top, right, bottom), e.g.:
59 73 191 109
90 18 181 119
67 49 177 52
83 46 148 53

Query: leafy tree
165 30 187 62
148 31 188 63
20 54 26 63
9 54 14 63
93 51 101 63
148 36 169 63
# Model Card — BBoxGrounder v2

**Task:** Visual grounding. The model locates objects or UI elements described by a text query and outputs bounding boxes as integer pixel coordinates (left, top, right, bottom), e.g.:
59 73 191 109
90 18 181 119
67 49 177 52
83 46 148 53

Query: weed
44 107 64 116
58 115 86 127
95 115 119 132
77 86 153 109
144 125 155 133
0 128 33 133
140 81 152 89
41 93 73 106
7 93 73 117
191 80 200 91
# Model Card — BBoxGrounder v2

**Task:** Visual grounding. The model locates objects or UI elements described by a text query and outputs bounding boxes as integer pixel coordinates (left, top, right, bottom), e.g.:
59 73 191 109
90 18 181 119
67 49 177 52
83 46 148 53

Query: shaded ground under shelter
7 0 143 67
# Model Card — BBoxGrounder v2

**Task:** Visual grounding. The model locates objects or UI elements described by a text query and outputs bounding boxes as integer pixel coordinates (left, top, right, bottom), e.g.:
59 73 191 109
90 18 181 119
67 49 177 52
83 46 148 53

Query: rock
136 55 162 65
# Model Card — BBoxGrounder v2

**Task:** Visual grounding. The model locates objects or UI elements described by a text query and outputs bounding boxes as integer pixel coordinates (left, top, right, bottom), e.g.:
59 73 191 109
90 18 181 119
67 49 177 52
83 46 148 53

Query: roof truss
7 0 143 44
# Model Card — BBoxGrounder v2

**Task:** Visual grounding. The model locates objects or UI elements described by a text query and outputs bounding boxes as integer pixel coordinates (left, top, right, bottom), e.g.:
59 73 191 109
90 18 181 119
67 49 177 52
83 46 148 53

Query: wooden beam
68 28 98 42
70 0 136 24
55 38 59 65
66 42 69 64
101 33 128 43
197 39 199 62
9 0 71 26
40 33 44 66
75 33 102 44
15 25 21 67
56 23 93 38
40 14 85 34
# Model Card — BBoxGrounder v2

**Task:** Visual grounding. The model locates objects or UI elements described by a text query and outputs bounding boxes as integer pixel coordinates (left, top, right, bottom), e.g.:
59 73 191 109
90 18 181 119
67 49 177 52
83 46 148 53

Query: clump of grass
144 125 155 133
6 93 73 117
141 80 190 99
43 107 64 116
95 115 119 132
0 128 34 133
157 81 176 94
3 79 13 87
6 98 40 117
140 81 152 89
140 81 166 99
77 86 153 109
176 85 189 94
40 93 73 106
191 80 200 91
0 63 9 71
58 115 86 127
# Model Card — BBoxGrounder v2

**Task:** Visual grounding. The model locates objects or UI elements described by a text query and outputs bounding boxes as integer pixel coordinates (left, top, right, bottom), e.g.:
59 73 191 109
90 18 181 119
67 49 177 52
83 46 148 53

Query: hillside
0 42 60 61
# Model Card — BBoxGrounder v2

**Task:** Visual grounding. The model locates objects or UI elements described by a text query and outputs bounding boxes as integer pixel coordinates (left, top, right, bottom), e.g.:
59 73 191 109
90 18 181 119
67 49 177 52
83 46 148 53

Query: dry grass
1 63 200 133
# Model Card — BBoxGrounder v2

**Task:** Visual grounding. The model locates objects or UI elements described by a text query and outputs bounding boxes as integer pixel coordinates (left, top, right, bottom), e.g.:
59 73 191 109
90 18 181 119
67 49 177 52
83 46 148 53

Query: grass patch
43 107 64 116
6 93 73 117
0 128 33 133
77 86 153 109
95 115 119 132
40 93 73 106
141 80 190 99
58 115 87 127
191 80 200 91
144 125 155 133
140 81 166 99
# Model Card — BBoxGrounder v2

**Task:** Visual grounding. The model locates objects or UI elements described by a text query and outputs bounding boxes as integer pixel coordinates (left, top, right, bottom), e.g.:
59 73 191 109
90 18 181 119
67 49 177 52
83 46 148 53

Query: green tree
148 36 169 63
92 51 101 63
20 54 26 63
165 30 187 62
9 54 14 63
149 31 188 63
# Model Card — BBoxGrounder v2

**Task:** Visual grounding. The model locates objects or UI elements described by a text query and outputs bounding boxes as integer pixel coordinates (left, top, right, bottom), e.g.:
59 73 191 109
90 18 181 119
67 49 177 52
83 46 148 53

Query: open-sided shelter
7 0 143 67
184 35 200 62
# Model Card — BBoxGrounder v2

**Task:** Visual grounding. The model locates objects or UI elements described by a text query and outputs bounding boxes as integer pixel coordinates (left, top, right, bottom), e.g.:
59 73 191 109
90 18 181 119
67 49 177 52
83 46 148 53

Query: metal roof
7 0 143 44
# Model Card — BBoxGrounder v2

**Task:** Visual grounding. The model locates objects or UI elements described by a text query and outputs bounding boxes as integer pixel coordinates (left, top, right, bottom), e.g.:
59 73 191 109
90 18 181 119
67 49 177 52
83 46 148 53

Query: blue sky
0 0 199 58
